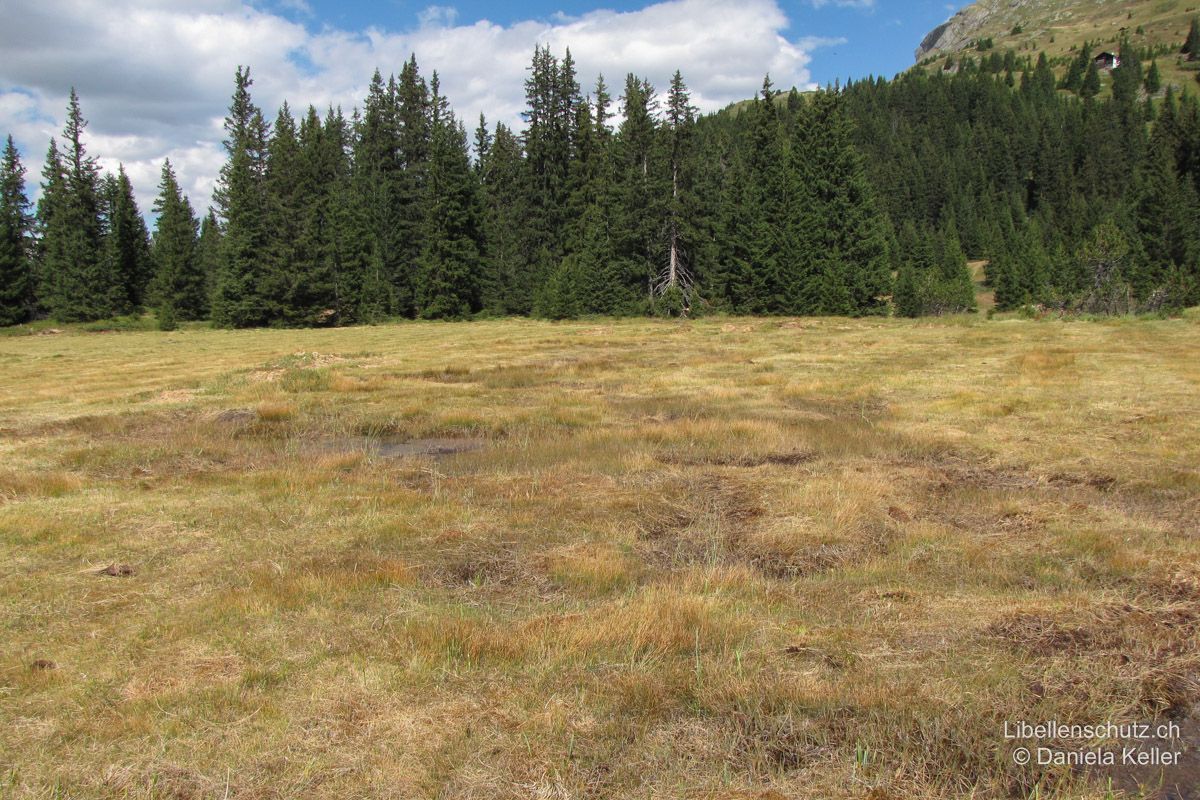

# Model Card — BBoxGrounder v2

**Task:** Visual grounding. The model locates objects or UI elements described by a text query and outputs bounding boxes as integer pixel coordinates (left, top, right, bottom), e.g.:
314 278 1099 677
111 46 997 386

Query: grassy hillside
917 0 1200 93
3 314 1199 797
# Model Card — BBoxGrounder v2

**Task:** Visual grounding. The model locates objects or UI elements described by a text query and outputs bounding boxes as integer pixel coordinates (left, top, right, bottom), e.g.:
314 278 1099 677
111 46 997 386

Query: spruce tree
1080 59 1102 99
150 159 204 322
102 165 153 313
263 102 302 322
212 67 272 327
795 90 891 315
521 46 577 312
1110 39 1143 105
543 90 603 318
395 57 433 315
1184 17 1200 60
600 73 663 315
0 136 33 325
933 217 977 313
1062 46 1089 92
478 122 529 314
741 77 790 313
893 221 935 317
1145 60 1162 95
319 106 357 322
35 140 67 317
416 74 482 319
351 72 400 321
284 105 353 326
1132 137 1194 297
196 210 223 313
41 90 114 322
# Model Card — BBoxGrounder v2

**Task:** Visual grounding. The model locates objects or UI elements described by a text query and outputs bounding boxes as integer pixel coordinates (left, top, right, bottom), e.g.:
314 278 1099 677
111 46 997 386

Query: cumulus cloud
0 0 829 215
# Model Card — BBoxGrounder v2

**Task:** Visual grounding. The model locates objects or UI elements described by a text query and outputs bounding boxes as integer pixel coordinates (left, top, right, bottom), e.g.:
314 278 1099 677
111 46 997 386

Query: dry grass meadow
1 314 1199 799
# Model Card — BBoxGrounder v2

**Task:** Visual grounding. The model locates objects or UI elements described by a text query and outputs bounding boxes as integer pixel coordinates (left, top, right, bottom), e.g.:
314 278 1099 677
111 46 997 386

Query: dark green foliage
606 73 665 314
416 75 482 319
211 67 273 327
14 41 1200 328
287 106 355 326
892 219 975 316
477 122 528 314
39 90 123 322
0 136 33 325
1080 59 1102 99
394 58 433 315
794 91 891 315
993 221 1053 309
1063 44 1092 93
263 102 302 321
196 210 223 311
518 47 576 313
151 159 204 321
1111 39 1143 104
1145 60 1161 95
102 165 153 312
1184 17 1200 60
1074 219 1135 313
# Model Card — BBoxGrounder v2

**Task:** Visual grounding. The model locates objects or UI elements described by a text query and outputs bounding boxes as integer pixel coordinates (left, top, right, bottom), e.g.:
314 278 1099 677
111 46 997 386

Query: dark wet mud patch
987 596 1200 717
655 450 815 468
898 452 1118 495
306 436 485 459
211 408 257 426
633 473 893 579
1091 706 1200 800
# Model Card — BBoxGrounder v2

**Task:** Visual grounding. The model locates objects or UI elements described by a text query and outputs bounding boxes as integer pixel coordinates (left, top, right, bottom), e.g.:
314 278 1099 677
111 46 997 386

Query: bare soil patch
309 436 485 459
655 450 815 468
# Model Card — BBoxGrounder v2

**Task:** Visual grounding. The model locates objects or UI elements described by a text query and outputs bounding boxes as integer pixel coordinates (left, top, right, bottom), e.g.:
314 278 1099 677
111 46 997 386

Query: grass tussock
0 315 1198 798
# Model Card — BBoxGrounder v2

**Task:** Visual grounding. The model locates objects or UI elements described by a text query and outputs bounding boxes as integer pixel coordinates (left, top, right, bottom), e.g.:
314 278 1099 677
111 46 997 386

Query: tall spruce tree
478 122 529 314
395 57 433 315
740 77 790 313
352 71 401 320
102 165 153 313
521 46 577 312
263 102 302 322
151 159 204 323
212 67 273 327
1184 17 1200 60
41 90 115 322
0 136 33 325
796 90 891 314
196 210 223 313
606 73 663 314
282 105 354 325
1080 59 1102 99
35 140 67 317
416 74 482 319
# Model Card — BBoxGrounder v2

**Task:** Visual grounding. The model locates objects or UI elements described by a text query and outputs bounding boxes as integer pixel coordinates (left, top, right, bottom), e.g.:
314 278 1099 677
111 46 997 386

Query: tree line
2 40 1198 328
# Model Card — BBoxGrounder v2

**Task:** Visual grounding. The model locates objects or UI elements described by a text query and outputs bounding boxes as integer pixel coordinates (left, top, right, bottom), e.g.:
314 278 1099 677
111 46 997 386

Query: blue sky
286 0 970 84
1 0 970 210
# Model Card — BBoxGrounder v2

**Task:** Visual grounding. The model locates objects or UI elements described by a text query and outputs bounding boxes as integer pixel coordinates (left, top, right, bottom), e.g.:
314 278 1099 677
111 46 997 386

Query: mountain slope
916 0 1197 65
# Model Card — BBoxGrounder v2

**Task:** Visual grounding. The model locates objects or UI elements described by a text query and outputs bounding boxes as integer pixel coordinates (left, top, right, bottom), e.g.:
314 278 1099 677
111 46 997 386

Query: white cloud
0 0 826 217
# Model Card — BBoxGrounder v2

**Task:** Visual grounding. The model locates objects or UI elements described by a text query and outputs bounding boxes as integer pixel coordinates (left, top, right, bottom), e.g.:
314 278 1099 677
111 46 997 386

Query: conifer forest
2 41 1200 329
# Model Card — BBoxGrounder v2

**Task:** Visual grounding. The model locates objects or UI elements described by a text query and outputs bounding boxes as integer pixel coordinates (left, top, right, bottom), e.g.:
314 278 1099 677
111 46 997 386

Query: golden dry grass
1 314 1198 798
